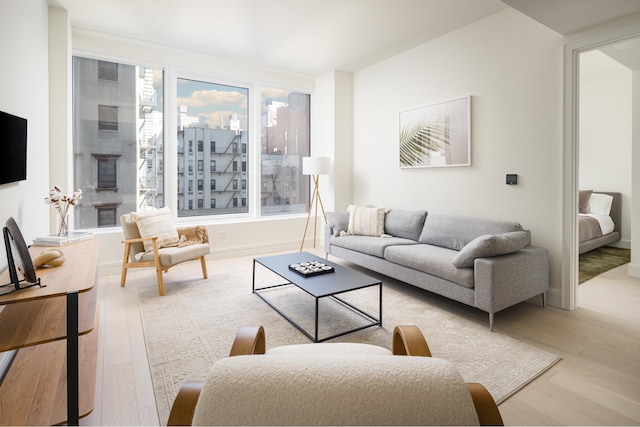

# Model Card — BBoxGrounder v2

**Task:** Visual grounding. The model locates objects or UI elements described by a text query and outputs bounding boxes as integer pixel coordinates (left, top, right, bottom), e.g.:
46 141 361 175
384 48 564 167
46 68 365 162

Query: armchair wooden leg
120 242 131 288
151 241 165 296
200 256 208 279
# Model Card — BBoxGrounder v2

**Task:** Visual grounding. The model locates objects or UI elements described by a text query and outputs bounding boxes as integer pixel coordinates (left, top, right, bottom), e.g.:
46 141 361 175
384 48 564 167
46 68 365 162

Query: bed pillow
132 207 179 251
588 193 613 216
579 190 592 214
346 205 388 237
451 230 531 268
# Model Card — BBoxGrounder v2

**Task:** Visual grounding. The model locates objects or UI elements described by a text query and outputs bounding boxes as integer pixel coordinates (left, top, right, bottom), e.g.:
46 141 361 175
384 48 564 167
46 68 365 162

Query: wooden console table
0 237 98 425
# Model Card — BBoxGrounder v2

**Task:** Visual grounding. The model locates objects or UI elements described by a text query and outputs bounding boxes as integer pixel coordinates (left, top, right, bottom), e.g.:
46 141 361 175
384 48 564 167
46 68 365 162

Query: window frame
70 55 312 231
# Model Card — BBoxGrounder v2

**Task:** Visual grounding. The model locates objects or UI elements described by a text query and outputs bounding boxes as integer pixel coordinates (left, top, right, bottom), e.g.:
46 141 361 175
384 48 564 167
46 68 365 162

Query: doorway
563 24 640 310
577 43 635 290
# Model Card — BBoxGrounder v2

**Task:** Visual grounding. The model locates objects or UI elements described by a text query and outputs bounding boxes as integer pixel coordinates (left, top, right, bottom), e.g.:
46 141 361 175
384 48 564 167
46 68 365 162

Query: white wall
579 50 632 247
0 0 51 271
352 8 565 303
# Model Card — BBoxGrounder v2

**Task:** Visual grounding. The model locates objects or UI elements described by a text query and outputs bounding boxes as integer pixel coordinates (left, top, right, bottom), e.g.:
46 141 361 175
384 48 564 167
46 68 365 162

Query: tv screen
0 110 27 185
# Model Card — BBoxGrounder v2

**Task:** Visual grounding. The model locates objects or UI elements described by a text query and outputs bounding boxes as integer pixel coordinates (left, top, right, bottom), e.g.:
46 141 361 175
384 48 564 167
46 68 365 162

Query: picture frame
399 95 471 168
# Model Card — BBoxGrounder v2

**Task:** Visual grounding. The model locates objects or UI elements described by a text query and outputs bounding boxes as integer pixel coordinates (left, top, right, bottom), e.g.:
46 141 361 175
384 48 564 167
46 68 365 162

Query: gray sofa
324 208 549 330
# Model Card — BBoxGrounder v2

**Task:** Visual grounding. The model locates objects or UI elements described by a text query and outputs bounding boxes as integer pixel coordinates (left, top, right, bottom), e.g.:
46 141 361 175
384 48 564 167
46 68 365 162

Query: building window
97 206 118 226
98 105 118 131
93 155 119 190
176 77 249 217
260 88 310 216
198 179 203 191
198 199 203 208
98 61 118 81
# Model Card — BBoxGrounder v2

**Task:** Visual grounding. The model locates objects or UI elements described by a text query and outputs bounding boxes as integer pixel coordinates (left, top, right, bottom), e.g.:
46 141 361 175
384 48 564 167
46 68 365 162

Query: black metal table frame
252 259 382 343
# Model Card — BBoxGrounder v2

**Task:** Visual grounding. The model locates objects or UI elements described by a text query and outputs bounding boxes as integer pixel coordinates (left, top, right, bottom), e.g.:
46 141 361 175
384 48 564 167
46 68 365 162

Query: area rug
139 264 560 424
579 246 631 284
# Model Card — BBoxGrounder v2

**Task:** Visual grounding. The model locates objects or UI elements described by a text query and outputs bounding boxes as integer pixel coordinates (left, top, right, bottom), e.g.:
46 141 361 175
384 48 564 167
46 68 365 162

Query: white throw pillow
346 205 387 237
588 193 613 216
132 207 179 251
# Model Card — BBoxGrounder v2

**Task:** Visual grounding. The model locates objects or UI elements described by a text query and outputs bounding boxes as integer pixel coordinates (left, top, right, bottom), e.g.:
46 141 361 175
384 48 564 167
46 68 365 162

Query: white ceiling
48 0 640 76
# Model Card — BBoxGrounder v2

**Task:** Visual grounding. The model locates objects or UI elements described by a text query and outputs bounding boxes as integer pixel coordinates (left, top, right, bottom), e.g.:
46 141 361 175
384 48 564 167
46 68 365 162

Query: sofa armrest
324 223 334 255
474 246 549 315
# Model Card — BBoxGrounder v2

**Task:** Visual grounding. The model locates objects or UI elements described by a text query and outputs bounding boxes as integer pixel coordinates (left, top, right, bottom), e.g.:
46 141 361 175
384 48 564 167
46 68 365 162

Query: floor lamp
300 156 330 251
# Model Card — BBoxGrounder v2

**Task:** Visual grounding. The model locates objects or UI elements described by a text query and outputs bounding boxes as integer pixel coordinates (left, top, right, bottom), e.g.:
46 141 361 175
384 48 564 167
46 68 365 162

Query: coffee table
253 252 382 342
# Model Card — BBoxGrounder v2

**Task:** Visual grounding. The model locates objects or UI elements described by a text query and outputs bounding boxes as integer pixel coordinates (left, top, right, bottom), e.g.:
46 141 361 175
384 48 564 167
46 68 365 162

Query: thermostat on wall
506 174 518 185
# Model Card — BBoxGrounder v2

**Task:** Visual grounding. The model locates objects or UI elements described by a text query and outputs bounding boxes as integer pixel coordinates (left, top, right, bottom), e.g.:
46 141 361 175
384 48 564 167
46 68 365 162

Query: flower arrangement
44 186 82 236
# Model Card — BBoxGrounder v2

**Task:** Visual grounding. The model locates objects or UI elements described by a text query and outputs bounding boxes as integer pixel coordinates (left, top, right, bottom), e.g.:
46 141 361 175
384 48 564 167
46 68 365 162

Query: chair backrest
120 213 145 260
192 354 480 426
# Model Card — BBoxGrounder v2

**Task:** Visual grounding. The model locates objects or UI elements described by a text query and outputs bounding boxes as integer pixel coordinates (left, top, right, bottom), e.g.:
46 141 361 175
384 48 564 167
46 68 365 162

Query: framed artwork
399 95 470 168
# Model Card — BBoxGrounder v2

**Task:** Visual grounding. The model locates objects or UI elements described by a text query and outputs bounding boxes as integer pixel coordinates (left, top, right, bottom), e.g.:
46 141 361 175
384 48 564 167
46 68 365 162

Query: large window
176 78 249 217
73 56 164 228
260 88 310 215
72 55 310 229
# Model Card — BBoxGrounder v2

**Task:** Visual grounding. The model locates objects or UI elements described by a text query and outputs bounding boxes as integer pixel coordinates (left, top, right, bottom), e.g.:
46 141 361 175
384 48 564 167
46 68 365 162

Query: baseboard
545 288 563 308
609 239 631 250
628 263 640 278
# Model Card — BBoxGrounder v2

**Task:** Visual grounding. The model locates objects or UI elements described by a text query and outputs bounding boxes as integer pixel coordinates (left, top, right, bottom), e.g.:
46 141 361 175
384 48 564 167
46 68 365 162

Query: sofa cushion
385 244 474 288
346 205 388 237
384 209 428 241
451 230 531 268
330 235 417 258
418 213 524 250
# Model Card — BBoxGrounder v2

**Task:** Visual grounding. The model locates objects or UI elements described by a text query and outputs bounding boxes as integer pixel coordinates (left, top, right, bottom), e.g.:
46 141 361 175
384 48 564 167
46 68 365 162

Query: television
0 110 27 185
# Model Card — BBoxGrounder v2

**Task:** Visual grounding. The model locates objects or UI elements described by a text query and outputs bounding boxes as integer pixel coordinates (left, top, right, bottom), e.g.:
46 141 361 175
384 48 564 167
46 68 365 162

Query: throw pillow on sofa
451 230 531 268
346 205 388 237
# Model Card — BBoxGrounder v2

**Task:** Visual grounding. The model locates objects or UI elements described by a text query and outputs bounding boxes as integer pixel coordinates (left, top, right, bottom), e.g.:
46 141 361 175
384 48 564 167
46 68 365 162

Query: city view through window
72 56 310 228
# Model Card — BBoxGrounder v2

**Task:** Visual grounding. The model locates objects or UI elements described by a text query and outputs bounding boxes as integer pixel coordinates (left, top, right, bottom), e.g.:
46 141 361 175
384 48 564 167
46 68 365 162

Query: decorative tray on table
288 260 335 277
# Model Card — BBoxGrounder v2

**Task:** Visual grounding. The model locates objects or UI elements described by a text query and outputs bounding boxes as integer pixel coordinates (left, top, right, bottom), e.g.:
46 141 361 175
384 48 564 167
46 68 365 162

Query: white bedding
580 213 615 235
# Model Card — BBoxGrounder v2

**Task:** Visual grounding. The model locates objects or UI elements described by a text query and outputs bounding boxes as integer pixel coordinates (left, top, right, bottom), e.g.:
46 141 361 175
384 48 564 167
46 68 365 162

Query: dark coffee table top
254 252 381 298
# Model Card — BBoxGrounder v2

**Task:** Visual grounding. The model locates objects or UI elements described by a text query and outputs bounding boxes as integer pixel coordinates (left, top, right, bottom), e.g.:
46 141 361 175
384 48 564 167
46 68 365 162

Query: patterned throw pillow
346 205 388 237
132 207 180 251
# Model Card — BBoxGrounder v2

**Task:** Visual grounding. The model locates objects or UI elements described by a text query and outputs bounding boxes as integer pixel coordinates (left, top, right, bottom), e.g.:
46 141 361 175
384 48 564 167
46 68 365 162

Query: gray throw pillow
384 209 428 241
451 230 531 268
326 212 349 237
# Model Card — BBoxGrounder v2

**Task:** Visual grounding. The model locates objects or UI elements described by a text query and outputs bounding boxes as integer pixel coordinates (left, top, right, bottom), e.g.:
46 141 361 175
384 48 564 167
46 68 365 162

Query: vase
57 214 69 237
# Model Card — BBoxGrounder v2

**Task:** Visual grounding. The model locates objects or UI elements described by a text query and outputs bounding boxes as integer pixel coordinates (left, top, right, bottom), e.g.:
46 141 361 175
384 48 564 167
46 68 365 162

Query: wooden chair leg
200 256 208 279
120 242 131 287
151 241 165 296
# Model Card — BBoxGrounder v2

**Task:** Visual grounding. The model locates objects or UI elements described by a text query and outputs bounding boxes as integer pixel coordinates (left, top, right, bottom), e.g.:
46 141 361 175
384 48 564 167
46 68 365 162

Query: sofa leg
542 292 547 308
489 312 494 332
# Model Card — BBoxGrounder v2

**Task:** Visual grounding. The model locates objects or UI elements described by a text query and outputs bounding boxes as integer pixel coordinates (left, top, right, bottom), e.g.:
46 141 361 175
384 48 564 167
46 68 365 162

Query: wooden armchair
168 325 503 426
120 208 210 295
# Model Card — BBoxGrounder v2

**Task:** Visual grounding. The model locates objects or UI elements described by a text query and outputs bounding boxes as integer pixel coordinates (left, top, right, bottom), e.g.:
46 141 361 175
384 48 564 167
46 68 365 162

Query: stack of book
32 231 93 246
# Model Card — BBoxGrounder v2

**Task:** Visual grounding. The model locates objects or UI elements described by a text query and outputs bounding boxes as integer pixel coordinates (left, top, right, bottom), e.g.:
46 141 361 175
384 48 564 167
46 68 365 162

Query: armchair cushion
193 355 480 426
132 207 179 251
136 243 210 266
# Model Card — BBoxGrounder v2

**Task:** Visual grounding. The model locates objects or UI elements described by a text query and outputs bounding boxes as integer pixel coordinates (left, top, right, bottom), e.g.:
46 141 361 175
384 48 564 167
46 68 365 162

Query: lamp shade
302 157 331 176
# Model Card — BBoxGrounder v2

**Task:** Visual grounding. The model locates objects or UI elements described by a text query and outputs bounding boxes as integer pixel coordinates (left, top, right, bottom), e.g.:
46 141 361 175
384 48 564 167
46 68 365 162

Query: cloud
178 89 247 109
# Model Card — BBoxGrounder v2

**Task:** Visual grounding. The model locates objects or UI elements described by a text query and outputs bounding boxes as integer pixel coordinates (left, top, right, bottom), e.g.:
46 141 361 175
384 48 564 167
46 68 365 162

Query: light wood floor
81 250 640 426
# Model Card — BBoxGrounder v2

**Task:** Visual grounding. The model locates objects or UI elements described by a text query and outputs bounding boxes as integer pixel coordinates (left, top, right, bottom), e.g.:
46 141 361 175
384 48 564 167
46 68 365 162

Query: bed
579 191 621 254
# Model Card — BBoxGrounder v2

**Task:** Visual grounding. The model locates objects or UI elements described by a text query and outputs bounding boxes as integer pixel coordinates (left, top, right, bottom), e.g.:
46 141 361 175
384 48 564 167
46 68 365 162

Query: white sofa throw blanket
193 352 480 426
